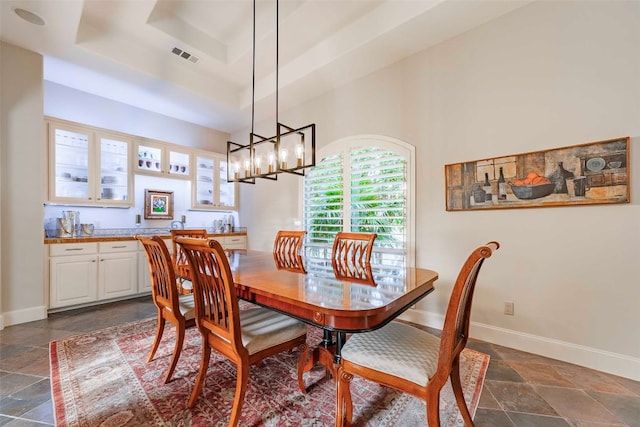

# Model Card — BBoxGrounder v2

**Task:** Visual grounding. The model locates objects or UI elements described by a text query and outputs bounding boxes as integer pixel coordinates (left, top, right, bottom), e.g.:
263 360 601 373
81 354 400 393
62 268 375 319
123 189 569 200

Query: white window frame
302 134 415 267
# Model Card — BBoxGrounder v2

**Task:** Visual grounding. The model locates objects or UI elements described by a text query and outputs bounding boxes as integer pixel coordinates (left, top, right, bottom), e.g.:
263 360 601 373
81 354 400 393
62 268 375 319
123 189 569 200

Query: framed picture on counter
144 189 174 219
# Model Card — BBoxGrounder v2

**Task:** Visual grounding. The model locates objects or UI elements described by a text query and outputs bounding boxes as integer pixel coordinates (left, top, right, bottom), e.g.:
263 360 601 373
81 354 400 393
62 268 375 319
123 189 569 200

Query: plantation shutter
303 152 344 246
349 147 406 251
303 145 407 253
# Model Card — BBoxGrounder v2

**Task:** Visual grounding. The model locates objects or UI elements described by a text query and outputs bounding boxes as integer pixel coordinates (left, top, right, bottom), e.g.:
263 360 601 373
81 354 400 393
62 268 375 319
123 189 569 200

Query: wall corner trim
2 306 47 328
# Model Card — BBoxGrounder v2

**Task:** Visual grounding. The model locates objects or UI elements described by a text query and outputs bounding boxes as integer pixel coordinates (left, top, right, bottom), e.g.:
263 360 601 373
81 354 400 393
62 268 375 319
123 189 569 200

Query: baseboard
0 314 4 330
398 309 640 382
1 305 47 328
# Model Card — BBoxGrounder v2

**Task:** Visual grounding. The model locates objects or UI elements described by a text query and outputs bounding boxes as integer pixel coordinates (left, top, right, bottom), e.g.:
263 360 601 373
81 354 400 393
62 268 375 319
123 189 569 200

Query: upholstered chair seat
340 322 440 386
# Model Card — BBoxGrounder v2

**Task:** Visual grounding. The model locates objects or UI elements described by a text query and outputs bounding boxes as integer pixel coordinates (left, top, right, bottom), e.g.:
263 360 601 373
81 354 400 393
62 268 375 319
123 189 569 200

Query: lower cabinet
49 234 247 309
221 235 247 250
98 242 138 299
49 241 138 309
50 252 98 308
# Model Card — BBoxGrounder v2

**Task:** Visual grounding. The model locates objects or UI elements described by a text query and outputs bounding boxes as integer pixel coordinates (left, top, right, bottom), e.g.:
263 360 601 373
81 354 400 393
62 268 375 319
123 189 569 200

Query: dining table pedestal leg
302 329 339 381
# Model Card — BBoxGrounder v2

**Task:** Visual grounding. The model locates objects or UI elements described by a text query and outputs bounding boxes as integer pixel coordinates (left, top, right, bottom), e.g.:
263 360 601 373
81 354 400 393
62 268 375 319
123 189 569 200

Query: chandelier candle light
227 0 316 183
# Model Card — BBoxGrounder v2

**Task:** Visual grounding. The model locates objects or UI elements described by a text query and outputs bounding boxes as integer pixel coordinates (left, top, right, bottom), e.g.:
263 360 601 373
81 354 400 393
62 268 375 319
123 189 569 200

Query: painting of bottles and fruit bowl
444 137 630 211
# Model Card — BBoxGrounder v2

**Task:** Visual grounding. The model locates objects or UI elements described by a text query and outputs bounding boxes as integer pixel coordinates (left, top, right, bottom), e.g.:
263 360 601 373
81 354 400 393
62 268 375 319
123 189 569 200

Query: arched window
303 135 415 265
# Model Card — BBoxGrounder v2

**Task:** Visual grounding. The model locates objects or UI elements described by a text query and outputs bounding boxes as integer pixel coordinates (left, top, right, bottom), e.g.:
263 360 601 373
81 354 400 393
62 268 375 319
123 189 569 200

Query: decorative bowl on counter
509 182 555 200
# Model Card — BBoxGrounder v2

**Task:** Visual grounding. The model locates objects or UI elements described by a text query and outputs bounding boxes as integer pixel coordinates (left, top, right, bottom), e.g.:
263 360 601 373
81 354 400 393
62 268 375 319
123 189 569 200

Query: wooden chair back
331 232 377 280
436 241 500 382
137 235 180 311
177 237 243 354
273 230 306 273
170 229 208 291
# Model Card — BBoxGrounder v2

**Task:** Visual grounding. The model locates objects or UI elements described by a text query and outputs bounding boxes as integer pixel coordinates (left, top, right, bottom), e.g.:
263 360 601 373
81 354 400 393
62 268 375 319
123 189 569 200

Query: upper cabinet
134 140 192 180
47 117 238 211
47 119 133 206
192 151 238 210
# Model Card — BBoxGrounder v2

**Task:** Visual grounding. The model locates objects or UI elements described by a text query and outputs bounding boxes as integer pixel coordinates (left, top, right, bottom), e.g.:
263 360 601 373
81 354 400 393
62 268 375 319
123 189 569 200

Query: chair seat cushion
340 321 440 386
239 308 307 355
177 294 195 320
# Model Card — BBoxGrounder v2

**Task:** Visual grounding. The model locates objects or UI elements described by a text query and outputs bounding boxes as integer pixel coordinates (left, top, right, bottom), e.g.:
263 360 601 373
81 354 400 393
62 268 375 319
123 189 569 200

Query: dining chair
331 232 377 280
176 237 310 425
136 235 196 384
335 241 500 427
170 228 208 294
273 230 306 273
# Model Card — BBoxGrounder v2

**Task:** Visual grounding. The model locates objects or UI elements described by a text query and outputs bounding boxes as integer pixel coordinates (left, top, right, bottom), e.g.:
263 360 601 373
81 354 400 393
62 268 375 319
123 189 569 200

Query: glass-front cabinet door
168 148 191 179
193 154 215 207
192 151 237 210
97 132 132 205
134 140 164 175
135 140 191 179
50 123 92 203
48 120 134 206
219 160 236 209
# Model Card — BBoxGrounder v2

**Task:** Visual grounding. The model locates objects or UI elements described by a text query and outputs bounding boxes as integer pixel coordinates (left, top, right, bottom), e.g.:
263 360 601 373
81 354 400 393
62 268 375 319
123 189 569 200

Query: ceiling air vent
171 47 199 64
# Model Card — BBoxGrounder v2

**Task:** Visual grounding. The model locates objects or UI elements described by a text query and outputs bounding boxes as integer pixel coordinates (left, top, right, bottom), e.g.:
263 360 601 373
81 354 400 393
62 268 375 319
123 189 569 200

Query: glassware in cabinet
50 124 91 201
190 152 238 210
97 134 132 203
135 142 163 174
195 155 215 206
168 149 191 178
134 141 191 179
219 160 236 208
47 118 134 206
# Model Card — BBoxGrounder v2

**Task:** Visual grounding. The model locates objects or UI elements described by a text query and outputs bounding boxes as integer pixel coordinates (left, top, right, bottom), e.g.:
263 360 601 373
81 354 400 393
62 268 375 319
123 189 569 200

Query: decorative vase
549 162 574 193
473 186 486 204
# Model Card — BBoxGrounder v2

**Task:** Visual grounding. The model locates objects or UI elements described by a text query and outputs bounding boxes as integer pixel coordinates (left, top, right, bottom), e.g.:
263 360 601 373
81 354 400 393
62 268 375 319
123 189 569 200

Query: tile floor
1 297 639 426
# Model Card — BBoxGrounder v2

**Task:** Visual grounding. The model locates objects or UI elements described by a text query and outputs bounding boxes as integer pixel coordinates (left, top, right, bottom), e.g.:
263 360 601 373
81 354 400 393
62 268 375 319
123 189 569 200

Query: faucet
170 220 184 230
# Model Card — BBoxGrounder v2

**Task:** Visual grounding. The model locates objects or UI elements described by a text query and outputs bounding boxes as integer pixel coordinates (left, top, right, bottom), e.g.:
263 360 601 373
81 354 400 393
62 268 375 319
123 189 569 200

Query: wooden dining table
226 248 439 376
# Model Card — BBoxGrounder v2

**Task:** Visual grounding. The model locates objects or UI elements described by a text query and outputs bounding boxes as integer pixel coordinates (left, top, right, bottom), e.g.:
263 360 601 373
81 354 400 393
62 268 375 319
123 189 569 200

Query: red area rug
50 317 489 426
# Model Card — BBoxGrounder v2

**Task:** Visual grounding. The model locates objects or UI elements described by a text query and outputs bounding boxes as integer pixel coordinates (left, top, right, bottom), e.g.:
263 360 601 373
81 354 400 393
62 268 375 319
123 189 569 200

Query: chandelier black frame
226 0 316 184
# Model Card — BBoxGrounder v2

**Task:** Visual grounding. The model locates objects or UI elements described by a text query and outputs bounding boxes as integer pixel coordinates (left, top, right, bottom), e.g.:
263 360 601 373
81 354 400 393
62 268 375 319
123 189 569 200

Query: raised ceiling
1 0 531 132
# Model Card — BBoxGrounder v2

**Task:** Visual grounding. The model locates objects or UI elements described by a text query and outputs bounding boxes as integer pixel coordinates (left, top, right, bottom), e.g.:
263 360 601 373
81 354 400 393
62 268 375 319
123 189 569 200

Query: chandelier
227 0 316 184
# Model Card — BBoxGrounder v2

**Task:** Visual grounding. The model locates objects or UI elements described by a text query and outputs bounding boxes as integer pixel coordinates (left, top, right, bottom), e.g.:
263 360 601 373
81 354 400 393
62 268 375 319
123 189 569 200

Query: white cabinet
134 139 192 180
47 118 134 206
98 242 138 299
221 235 247 249
49 243 98 308
49 241 138 309
192 151 238 210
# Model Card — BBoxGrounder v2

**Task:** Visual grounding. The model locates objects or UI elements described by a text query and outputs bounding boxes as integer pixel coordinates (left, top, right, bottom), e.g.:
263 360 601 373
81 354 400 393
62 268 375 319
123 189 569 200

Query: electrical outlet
504 301 514 315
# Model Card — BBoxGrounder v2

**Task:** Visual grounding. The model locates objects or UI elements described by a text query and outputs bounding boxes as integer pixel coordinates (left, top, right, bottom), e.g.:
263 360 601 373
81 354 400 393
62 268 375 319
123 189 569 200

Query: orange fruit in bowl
532 176 545 184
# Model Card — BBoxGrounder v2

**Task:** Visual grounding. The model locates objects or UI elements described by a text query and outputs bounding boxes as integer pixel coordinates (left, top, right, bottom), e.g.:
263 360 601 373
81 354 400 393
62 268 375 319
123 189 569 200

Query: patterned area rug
50 317 489 426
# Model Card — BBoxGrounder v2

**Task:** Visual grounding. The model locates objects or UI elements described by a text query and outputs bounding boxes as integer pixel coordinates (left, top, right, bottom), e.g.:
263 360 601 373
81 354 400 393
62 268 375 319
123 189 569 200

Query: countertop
44 231 247 244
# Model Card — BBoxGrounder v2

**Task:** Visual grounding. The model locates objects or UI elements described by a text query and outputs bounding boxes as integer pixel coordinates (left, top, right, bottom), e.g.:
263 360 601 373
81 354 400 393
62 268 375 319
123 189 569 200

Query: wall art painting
445 137 630 211
144 189 174 219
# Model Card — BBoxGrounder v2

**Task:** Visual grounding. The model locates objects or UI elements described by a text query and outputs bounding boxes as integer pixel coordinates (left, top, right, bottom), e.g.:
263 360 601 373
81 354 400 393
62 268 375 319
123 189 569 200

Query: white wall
0 42 46 327
44 81 229 152
236 0 640 379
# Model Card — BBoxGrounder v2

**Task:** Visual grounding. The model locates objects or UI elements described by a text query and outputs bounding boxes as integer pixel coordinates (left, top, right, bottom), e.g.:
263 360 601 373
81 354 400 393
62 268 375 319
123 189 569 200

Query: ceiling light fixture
14 8 46 26
227 0 316 184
